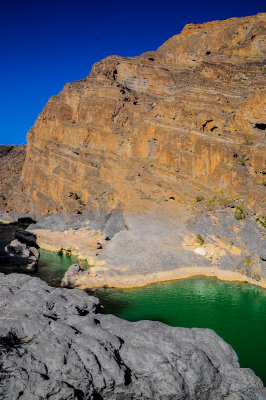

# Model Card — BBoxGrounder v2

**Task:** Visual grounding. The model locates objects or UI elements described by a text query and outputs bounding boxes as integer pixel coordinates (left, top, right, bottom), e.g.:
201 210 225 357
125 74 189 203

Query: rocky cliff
0 273 265 399
20 13 265 216
0 145 26 215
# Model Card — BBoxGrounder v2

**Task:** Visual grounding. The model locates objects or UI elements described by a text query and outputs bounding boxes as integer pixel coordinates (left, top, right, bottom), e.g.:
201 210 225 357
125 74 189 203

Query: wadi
0 13 265 399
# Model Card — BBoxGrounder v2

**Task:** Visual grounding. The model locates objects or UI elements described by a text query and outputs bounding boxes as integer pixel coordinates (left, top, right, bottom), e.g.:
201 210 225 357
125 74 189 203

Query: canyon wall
0 145 26 214
20 13 265 216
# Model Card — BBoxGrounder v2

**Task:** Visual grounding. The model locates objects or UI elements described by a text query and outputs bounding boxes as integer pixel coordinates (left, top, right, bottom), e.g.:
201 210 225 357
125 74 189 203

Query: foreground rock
0 239 39 273
0 273 265 399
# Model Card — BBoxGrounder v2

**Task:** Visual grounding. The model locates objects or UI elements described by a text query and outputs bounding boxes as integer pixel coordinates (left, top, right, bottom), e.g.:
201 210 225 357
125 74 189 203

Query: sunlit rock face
20 13 265 215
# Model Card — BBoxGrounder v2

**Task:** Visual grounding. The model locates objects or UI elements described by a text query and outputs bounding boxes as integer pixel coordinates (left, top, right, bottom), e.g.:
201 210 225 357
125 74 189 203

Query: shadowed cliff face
0 145 26 214
20 13 265 215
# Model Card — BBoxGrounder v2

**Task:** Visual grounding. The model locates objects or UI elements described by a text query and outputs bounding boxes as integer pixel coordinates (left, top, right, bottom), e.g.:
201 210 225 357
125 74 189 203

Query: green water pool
35 248 266 384
95 278 266 384
35 248 89 287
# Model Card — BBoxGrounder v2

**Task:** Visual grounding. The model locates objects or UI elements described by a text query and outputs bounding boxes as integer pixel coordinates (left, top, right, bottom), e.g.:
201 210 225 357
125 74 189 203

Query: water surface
36 248 88 287
95 278 266 384
0 223 265 384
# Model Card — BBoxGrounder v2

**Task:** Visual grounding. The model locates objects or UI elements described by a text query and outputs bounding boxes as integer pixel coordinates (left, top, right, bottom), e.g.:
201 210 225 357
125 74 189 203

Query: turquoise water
0 223 265 384
95 278 266 385
32 250 266 384
35 248 89 287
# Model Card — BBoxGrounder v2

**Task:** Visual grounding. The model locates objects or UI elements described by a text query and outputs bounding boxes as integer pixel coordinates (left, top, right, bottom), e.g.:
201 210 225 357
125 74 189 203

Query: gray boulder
15 230 38 248
61 263 89 288
0 240 39 273
0 273 265 400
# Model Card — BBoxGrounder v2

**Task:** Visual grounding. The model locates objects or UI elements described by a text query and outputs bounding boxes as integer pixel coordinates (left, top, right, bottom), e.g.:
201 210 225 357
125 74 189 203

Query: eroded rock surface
0 239 39 273
49 204 265 289
18 13 265 217
0 273 265 400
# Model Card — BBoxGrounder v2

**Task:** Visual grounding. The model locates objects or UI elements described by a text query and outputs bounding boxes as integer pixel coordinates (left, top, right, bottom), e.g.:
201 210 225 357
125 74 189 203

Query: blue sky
0 0 264 145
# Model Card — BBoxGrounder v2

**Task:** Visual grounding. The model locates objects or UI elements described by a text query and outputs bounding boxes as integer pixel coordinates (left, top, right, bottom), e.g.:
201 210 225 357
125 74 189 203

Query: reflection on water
95 278 266 385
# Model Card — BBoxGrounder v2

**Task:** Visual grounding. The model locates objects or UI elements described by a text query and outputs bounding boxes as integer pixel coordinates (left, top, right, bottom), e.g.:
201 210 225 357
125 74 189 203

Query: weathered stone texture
19 13 265 216
0 273 265 399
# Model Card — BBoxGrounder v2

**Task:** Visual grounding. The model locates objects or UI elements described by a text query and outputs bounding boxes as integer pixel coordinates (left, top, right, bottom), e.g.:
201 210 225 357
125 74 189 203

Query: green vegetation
243 135 254 145
77 198 84 205
164 184 171 192
195 195 204 202
236 154 247 166
205 193 235 209
195 234 205 246
123 224 129 231
150 163 154 167
72 120 76 124
245 259 252 266
255 217 266 229
234 203 246 220
207 195 217 207
217 197 234 207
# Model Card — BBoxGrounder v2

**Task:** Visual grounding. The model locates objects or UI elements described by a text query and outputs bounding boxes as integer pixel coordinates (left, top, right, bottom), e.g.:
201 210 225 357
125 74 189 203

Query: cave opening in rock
201 119 214 131
254 123 266 130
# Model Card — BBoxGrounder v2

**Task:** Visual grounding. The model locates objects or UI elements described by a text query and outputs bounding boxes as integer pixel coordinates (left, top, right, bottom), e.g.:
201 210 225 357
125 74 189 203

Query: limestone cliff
19 13 265 217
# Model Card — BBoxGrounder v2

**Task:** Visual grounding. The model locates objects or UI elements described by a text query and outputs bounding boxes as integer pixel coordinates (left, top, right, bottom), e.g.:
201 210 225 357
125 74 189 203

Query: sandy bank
63 264 266 290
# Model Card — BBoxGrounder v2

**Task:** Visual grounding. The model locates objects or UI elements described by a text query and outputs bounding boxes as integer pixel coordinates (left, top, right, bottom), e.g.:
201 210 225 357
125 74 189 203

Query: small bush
235 153 249 166
234 203 246 220
243 135 254 145
195 195 204 202
123 224 129 231
195 234 205 246
256 217 266 229
77 198 83 205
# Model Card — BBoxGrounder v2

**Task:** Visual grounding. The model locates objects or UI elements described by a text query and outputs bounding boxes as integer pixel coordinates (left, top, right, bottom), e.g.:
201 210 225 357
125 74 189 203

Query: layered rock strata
20 13 266 216
0 273 265 399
